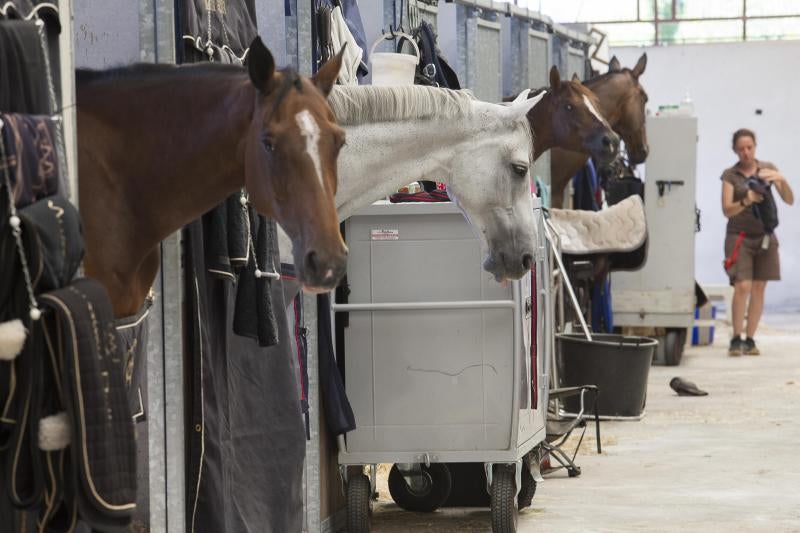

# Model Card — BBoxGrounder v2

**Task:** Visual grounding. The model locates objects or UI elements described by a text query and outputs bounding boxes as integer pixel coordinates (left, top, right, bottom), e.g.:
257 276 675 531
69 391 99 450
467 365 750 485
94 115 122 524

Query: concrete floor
370 315 800 532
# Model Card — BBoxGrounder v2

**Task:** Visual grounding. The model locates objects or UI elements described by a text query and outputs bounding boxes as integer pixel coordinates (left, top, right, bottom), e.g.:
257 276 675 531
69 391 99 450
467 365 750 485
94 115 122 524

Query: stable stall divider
551 21 594 81
138 4 184 532
57 0 78 204
304 291 324 532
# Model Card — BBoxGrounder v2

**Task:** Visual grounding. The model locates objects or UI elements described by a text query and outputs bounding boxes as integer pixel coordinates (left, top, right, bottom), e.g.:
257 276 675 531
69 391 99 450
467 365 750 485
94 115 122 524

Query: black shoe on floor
669 377 709 396
729 337 743 356
743 337 760 356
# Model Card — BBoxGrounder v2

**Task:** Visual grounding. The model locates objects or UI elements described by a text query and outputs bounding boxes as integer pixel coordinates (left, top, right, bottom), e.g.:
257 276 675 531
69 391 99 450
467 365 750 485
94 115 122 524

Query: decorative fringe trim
38 412 71 451
0 319 26 360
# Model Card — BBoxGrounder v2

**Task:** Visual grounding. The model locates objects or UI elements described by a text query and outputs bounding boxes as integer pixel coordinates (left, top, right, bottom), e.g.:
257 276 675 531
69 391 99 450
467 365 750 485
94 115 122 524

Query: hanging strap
724 231 747 270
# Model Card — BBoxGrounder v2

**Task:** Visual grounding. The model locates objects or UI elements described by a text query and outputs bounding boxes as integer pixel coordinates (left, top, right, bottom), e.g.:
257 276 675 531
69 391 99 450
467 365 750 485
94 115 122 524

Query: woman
721 128 794 356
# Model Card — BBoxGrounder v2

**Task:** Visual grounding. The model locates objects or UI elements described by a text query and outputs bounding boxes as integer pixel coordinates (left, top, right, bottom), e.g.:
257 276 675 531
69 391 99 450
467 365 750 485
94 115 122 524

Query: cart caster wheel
346 473 371 533
388 463 452 512
568 467 581 478
662 328 687 366
517 461 537 509
490 465 518 533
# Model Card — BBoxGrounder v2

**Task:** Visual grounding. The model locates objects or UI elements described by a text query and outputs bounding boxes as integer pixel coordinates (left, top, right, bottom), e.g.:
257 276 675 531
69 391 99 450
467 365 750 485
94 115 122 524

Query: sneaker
728 337 743 356
743 337 760 356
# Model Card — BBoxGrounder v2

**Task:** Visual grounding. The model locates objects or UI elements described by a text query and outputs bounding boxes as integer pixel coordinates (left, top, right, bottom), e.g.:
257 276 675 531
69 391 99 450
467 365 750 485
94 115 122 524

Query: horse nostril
522 253 533 270
304 250 319 276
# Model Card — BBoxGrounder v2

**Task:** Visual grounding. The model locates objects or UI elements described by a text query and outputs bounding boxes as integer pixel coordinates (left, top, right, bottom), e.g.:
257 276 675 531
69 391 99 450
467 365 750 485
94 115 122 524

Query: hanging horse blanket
1 279 136 532
38 279 137 531
180 0 258 63
185 218 305 533
0 21 50 114
205 195 279 347
0 113 61 208
1 1 61 32
329 6 363 85
178 4 302 529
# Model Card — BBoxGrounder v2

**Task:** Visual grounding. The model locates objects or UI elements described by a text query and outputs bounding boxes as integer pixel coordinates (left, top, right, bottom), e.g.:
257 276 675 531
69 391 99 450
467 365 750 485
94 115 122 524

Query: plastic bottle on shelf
679 91 694 116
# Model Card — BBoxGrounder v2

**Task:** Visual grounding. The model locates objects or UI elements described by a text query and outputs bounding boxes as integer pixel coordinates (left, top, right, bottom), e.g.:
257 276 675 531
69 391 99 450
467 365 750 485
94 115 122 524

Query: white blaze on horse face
582 94 611 128
295 109 324 190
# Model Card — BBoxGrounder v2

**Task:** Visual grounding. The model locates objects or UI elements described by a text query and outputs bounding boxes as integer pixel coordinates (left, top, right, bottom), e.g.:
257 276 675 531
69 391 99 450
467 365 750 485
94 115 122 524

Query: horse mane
583 69 634 88
76 62 249 85
327 85 475 125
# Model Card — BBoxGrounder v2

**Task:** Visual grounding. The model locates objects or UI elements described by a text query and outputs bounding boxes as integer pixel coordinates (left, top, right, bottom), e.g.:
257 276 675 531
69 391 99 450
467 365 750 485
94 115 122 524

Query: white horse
280 84 543 282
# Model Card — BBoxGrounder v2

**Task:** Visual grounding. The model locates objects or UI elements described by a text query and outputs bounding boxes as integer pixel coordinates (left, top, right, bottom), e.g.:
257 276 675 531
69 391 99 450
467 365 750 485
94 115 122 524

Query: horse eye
262 135 275 152
565 104 574 111
512 164 528 177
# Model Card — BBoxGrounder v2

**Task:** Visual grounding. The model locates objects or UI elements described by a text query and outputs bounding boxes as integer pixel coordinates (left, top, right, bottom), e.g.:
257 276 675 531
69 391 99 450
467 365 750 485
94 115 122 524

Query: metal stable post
140 2 185 532
56 0 77 204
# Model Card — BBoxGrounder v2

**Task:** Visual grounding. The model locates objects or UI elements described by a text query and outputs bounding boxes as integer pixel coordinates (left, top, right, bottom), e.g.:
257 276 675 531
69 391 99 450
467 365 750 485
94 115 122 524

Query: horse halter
243 69 307 282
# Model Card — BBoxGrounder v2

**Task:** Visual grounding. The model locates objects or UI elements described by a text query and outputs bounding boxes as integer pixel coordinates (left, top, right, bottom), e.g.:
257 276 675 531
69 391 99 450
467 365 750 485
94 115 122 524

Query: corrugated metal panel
527 29 549 88
566 46 586 80
474 18 501 101
73 0 140 67
418 2 438 29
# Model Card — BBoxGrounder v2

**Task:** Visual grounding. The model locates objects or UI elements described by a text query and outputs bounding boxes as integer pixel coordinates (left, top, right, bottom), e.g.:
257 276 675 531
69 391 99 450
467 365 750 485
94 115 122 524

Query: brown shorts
724 233 780 285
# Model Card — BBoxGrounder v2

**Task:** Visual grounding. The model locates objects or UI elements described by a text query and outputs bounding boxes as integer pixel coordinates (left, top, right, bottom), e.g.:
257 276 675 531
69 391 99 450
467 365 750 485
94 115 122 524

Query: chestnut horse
549 53 649 207
517 65 619 165
77 38 348 317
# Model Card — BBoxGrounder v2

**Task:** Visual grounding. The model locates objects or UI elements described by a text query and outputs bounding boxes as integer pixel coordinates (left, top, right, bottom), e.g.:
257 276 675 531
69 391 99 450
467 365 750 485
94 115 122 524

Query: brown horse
523 65 619 164
549 53 649 207
77 38 349 317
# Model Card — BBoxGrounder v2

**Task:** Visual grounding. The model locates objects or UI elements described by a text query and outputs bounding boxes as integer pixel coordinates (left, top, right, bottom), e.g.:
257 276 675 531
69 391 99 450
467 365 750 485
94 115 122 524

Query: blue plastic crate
692 305 716 346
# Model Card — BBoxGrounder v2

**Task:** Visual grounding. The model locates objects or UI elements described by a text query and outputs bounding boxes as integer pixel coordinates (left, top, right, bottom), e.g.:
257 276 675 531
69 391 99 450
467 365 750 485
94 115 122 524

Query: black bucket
556 333 657 417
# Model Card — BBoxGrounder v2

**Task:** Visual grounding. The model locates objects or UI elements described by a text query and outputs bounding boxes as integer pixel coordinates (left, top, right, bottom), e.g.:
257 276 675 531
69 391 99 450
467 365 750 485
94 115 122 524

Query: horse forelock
265 68 306 119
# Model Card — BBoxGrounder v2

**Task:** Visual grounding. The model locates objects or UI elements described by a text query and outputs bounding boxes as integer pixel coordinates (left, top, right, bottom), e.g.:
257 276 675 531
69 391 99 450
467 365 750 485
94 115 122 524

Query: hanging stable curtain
178 2 305 532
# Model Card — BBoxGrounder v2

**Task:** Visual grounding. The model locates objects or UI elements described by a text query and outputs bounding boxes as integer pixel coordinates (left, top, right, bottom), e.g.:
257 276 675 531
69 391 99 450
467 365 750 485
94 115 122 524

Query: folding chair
540 385 601 477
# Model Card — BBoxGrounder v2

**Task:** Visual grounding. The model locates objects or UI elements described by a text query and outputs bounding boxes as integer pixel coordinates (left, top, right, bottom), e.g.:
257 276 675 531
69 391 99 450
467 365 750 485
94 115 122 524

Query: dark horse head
532 66 620 164
244 37 348 291
586 54 650 165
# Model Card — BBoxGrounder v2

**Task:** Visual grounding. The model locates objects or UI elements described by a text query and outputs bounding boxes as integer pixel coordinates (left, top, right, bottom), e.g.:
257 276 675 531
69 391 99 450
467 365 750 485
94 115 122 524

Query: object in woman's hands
669 377 708 396
746 176 778 246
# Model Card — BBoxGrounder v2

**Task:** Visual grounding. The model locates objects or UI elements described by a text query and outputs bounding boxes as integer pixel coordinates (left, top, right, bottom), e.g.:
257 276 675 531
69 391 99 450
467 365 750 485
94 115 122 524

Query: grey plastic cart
611 115 699 365
333 199 553 532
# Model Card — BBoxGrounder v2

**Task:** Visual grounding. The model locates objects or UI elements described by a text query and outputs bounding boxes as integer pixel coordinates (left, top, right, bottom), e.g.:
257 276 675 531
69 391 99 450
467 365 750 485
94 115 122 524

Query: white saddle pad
548 195 646 255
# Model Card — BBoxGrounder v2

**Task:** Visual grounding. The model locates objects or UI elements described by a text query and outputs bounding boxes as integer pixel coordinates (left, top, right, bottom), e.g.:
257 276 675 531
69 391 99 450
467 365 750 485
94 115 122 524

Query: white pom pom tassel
38 412 71 451
0 319 26 361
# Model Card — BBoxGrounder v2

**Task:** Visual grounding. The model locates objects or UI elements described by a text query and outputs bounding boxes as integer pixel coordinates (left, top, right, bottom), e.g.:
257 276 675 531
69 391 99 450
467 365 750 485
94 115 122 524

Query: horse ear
608 56 621 73
314 43 346 97
631 53 647 78
511 89 531 104
571 73 581 83
247 36 276 93
549 65 561 90
507 88 547 121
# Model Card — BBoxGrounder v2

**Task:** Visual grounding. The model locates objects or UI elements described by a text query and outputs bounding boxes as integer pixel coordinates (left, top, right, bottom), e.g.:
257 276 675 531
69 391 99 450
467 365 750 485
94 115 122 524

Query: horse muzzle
483 248 534 282
588 130 620 165
297 246 348 292
628 144 649 165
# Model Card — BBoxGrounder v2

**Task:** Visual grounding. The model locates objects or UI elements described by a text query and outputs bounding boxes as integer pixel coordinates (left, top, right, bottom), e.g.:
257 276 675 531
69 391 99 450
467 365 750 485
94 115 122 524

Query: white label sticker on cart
371 229 399 241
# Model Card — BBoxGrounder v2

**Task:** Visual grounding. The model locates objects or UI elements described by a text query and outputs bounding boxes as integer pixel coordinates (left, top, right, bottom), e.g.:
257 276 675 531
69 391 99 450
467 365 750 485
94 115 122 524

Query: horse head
535 66 619 164
447 96 542 282
244 37 348 292
598 53 650 165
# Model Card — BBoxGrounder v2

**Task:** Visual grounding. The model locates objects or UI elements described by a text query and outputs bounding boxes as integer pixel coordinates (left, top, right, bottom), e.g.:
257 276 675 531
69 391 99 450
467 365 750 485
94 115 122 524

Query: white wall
613 41 800 311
